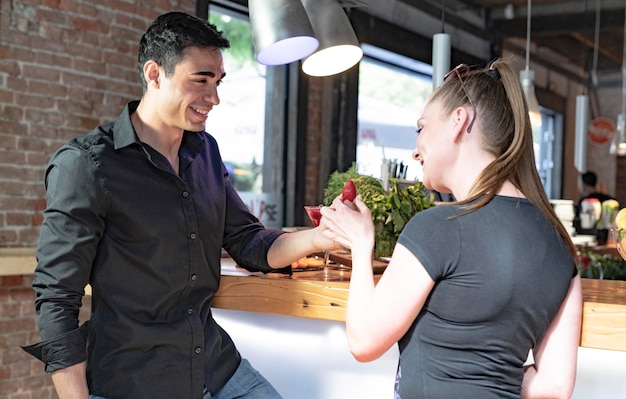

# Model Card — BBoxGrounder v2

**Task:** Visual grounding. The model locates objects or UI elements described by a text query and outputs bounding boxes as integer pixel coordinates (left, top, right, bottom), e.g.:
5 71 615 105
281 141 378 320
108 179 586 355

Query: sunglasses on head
443 64 477 134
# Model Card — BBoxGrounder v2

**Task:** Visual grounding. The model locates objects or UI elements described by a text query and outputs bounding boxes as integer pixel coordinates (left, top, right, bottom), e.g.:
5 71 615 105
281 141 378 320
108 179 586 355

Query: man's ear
143 60 161 89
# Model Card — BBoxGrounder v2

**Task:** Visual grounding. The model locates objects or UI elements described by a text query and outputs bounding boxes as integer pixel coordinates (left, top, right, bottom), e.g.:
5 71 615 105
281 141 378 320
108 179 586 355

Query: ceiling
390 0 626 85
219 0 625 85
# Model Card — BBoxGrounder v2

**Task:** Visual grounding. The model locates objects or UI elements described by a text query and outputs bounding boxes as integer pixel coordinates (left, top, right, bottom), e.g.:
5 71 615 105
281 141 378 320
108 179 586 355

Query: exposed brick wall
0 0 194 397
0 0 194 247
616 156 626 208
305 77 324 207
0 274 92 399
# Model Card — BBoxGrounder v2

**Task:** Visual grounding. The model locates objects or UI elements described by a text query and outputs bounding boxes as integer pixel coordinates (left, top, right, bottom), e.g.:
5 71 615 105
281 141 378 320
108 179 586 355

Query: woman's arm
347 243 435 362
321 198 435 361
522 275 582 399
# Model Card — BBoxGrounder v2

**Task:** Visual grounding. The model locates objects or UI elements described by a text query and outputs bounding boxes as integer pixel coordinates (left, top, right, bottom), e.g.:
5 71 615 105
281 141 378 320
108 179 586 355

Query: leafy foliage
324 164 436 258
324 165 385 208
578 251 626 281
209 13 256 70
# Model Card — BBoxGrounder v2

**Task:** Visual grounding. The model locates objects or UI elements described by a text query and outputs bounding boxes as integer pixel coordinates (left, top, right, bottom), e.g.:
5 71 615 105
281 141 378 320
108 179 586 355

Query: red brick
0 276 24 288
9 287 35 302
17 228 42 245
0 59 20 75
6 75 28 91
6 213 32 227
22 275 35 287
10 47 35 63
38 22 66 42
73 17 109 34
0 230 17 244
0 302 21 319
0 318 35 334
0 379 21 397
77 2 99 18
31 212 43 227
35 8 70 26
43 0 62 8
1 105 24 120
0 88 15 102
6 332 32 349
17 137 53 153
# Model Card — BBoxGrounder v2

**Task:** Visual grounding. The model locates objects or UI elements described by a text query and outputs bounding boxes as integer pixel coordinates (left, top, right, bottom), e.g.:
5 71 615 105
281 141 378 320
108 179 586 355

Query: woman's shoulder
404 203 464 234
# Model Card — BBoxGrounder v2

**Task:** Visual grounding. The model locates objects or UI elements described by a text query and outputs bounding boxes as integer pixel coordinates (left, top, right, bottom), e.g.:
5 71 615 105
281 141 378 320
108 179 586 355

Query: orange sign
588 117 615 144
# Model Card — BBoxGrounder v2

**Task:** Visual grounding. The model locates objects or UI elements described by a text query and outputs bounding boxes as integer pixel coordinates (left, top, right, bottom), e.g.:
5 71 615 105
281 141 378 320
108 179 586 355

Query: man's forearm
267 228 323 268
51 362 89 399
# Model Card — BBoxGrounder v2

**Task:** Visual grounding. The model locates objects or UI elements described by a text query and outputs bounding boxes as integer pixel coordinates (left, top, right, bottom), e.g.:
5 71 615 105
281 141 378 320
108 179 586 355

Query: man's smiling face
154 45 226 133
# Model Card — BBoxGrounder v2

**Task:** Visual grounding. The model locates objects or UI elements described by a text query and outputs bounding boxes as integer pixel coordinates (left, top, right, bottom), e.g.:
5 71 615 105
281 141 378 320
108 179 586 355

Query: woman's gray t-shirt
395 196 576 399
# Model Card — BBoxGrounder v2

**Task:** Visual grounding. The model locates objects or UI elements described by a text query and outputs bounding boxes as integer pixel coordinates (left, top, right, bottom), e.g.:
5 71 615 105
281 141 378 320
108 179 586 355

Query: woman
321 58 582 398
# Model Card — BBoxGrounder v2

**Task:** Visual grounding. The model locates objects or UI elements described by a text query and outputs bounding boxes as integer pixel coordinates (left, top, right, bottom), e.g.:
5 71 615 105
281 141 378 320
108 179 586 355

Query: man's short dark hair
137 12 230 92
582 171 597 188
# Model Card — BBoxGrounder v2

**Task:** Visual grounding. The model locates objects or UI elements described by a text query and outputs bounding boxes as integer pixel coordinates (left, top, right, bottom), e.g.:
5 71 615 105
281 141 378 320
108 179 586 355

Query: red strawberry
341 179 357 202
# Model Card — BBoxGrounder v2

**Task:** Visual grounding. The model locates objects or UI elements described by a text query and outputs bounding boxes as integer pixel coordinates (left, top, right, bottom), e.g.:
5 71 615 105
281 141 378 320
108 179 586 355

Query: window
208 5 283 228
535 109 564 199
357 45 432 183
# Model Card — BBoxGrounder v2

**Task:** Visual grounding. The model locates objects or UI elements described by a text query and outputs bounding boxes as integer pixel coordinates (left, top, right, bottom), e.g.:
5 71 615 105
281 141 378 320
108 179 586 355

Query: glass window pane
357 46 432 182
208 7 283 228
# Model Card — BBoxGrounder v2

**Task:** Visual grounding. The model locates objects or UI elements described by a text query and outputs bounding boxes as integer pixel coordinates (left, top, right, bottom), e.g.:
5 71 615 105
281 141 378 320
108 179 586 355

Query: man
577 171 615 206
575 171 617 233
23 12 333 399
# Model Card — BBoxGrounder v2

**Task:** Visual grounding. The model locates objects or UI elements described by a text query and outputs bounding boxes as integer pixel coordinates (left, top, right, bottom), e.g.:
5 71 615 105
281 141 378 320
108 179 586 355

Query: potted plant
323 164 435 258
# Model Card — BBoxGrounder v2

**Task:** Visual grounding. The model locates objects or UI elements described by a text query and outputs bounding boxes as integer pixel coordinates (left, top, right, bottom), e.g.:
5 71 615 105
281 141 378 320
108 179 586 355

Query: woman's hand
320 195 375 254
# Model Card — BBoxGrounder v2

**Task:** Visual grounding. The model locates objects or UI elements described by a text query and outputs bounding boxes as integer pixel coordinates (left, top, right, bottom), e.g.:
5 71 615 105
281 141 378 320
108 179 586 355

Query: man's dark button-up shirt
23 101 283 398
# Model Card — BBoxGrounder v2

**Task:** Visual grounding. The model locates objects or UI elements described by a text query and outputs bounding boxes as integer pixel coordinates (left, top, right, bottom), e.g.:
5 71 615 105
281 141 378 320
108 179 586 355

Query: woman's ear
451 106 470 142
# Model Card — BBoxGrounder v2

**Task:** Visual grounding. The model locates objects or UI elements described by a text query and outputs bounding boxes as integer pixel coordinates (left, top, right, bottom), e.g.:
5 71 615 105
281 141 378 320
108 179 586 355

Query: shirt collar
111 100 206 155
112 101 141 150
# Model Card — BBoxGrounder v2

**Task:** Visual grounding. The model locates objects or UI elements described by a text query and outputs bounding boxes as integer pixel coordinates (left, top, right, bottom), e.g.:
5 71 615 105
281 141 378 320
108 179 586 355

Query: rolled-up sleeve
22 321 91 372
221 178 284 273
23 144 105 371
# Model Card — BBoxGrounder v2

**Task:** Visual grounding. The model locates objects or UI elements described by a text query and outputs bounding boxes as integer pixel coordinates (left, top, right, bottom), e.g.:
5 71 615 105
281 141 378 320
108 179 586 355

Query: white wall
213 308 626 399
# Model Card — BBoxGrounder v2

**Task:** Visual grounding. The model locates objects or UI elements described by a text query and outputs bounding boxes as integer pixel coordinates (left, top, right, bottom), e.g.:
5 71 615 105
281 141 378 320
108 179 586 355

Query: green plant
577 250 626 281
324 164 436 258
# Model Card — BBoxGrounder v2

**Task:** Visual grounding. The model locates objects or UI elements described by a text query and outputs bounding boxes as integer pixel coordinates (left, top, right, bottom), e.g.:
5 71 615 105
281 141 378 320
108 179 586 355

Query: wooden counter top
580 278 626 352
3 248 625 351
214 263 626 352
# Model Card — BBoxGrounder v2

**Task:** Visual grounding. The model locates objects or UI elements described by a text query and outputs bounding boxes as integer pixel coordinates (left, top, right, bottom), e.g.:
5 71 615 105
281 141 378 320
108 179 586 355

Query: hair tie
487 69 501 80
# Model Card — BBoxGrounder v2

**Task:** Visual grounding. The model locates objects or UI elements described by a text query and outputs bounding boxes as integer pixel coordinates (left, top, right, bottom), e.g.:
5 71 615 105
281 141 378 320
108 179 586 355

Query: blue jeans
89 359 281 399
204 359 282 399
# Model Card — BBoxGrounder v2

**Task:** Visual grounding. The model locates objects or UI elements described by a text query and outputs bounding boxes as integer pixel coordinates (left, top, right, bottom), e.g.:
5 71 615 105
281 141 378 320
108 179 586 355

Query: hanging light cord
591 0 600 79
441 0 446 33
525 0 531 71
622 0 626 116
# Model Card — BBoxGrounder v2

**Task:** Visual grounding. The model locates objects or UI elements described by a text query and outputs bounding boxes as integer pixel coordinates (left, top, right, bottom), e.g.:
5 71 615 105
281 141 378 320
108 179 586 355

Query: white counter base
213 308 626 399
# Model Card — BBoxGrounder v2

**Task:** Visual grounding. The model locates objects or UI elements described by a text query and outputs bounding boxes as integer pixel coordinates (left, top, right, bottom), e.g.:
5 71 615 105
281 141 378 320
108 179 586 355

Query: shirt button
187 308 193 315
182 191 189 198
194 347 202 354
191 274 197 281
190 233 197 240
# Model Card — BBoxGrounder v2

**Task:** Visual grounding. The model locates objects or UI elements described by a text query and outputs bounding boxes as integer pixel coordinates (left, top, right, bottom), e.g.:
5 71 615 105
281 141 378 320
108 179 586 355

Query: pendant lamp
249 0 319 66
575 0 593 172
300 0 363 77
614 114 626 156
520 0 542 131
575 95 589 172
432 1 450 90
